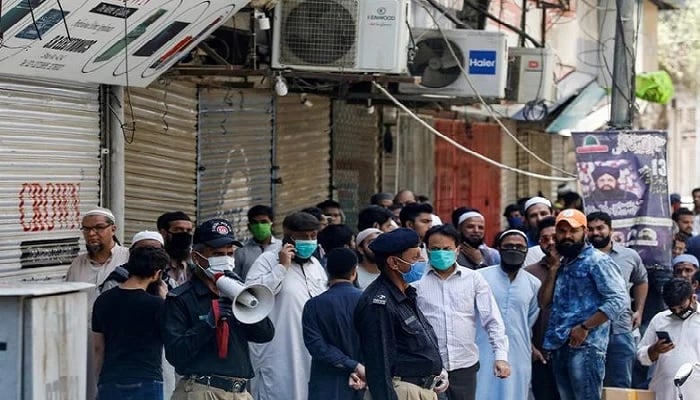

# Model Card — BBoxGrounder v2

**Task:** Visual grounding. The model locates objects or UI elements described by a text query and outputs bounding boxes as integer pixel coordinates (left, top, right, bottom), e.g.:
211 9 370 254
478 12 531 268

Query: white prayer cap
132 230 164 246
523 197 552 213
356 228 383 246
83 207 116 223
458 211 484 226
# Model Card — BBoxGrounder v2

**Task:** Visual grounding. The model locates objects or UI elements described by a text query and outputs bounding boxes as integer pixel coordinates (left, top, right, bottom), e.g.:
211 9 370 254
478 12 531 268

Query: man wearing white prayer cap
66 207 130 400
522 197 554 266
456 210 501 269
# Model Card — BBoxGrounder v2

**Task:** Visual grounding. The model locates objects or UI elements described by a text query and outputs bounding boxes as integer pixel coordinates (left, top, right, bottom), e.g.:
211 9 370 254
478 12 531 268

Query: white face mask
195 252 235 279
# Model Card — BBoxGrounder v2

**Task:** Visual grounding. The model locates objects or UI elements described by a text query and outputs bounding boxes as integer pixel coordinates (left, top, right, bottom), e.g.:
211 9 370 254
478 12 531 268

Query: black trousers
531 360 561 400
444 362 479 400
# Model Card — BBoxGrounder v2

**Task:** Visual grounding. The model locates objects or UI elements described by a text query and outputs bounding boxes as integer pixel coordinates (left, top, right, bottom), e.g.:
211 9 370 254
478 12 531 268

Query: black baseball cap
193 218 242 248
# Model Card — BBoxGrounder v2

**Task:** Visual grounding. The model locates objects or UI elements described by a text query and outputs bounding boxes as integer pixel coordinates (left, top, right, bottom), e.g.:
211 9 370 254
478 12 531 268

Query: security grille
279 0 359 67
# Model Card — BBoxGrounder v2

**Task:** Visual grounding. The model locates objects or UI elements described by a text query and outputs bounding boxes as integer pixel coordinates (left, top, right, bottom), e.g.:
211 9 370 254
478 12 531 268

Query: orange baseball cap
555 209 587 228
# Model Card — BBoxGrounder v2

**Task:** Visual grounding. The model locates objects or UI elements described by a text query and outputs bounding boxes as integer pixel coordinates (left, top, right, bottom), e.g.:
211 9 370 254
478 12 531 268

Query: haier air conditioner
399 28 508 98
506 47 556 103
272 0 412 74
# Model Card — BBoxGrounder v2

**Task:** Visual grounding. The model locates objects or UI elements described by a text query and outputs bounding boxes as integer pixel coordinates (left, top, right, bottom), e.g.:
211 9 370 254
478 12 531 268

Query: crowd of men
64 188 700 400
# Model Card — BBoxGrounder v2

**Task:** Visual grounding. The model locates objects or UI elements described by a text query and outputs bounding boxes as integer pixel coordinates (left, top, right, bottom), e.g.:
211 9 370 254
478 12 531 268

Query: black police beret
368 228 420 255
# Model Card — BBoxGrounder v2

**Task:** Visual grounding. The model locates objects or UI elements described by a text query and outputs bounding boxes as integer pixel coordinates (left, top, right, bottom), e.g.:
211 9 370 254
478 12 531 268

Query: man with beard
456 211 500 269
587 212 648 388
523 197 555 266
588 166 639 203
355 228 382 289
67 207 131 400
475 229 540 400
157 211 195 288
540 209 627 400
672 207 695 241
524 217 561 400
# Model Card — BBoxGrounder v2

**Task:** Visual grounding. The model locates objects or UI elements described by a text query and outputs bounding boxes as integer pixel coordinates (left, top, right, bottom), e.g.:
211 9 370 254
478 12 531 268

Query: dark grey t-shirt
607 245 648 334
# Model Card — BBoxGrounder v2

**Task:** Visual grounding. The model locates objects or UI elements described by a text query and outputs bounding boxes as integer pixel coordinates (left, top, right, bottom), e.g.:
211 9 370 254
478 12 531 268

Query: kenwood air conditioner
399 28 508 98
506 47 555 103
272 0 411 73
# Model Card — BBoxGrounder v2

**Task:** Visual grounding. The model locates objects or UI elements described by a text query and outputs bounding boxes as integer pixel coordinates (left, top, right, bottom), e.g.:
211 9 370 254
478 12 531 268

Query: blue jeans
604 331 635 388
98 379 163 400
551 345 606 400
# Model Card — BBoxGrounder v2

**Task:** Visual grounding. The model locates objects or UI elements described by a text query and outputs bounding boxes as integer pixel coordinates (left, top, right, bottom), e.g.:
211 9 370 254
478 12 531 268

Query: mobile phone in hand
656 331 673 344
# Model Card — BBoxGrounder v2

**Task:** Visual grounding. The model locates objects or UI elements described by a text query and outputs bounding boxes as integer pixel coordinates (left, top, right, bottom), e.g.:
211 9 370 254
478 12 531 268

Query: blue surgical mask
395 257 426 283
429 249 457 271
295 239 317 259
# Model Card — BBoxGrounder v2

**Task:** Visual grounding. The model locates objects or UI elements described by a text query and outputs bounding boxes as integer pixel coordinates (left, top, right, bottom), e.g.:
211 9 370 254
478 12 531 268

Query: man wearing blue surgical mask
245 212 328 400
414 224 510 400
399 203 434 282
162 218 274 400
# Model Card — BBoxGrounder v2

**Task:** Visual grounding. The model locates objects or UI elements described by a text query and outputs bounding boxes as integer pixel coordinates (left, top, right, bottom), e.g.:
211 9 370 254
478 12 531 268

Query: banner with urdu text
573 130 672 268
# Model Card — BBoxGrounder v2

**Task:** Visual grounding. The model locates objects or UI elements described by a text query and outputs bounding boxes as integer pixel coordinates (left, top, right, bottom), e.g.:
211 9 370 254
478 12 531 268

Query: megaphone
215 275 274 324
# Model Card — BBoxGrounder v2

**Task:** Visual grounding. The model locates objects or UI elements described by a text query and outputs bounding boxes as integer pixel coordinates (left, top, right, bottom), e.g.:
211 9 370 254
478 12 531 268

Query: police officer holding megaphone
162 218 275 400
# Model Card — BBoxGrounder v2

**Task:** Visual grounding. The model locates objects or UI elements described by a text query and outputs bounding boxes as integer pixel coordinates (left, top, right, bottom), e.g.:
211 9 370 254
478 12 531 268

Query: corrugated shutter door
275 95 331 224
124 80 198 242
0 76 100 279
332 101 379 230
198 88 273 238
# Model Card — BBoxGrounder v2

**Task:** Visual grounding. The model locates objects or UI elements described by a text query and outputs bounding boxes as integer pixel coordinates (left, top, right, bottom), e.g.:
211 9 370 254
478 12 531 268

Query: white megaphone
215 275 274 324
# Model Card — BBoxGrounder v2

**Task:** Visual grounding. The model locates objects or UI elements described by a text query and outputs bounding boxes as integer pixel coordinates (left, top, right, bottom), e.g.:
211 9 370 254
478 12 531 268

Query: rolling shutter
0 76 101 280
197 88 274 239
123 80 198 243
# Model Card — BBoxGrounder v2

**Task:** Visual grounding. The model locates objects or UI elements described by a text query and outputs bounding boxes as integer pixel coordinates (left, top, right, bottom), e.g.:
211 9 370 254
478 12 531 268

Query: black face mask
589 235 611 249
499 249 527 272
462 235 483 248
165 232 193 260
673 302 697 320
555 240 585 258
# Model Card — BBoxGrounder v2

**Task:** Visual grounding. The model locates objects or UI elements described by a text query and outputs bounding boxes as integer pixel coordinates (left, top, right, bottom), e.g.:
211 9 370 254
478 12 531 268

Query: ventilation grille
279 0 359 67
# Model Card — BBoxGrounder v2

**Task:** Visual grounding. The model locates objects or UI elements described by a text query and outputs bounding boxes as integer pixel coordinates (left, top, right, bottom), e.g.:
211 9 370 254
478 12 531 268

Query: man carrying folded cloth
354 228 449 400
162 218 274 400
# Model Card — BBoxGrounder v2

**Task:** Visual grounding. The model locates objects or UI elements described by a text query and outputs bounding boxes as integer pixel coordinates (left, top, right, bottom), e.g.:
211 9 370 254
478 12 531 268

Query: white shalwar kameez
245 251 328 400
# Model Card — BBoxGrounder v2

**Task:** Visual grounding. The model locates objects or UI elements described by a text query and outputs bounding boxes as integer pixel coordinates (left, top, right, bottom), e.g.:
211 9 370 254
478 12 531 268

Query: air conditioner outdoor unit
272 0 411 74
399 28 507 98
506 47 555 103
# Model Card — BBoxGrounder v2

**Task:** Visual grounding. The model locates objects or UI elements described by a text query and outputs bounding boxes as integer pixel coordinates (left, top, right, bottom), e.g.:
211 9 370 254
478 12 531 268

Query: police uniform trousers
171 378 253 400
363 378 437 400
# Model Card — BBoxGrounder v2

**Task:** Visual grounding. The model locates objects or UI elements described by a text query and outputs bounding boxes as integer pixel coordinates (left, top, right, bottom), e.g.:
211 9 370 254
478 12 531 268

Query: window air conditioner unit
272 0 412 74
399 28 507 99
506 47 556 103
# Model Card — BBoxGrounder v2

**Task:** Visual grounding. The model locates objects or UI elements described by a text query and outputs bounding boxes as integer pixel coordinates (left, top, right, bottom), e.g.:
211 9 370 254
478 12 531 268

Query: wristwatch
580 323 589 331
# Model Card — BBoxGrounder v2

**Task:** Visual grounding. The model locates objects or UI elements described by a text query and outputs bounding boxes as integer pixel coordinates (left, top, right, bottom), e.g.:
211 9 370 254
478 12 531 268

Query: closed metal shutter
198 88 273 239
397 112 435 200
274 94 331 225
124 80 198 243
332 101 380 230
0 76 101 280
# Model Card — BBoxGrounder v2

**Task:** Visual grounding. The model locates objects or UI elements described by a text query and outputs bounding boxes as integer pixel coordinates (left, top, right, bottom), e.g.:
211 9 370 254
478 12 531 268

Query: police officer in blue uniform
354 228 449 400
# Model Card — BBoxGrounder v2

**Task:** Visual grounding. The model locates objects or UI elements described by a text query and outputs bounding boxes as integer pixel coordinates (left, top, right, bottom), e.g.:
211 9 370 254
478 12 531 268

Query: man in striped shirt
414 224 510 400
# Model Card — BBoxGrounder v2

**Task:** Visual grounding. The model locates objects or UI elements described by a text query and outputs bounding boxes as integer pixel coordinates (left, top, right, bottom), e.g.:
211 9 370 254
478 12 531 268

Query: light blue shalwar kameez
475 265 541 400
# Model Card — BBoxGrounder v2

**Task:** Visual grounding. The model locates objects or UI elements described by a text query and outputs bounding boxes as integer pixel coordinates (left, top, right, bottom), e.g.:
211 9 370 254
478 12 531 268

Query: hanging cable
27 0 41 40
372 82 576 182
454 0 543 48
422 4 577 178
121 0 136 143
56 0 71 40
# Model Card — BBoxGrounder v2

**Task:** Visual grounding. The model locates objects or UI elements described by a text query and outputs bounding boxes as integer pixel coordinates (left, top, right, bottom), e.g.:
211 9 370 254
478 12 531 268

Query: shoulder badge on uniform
372 293 387 305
